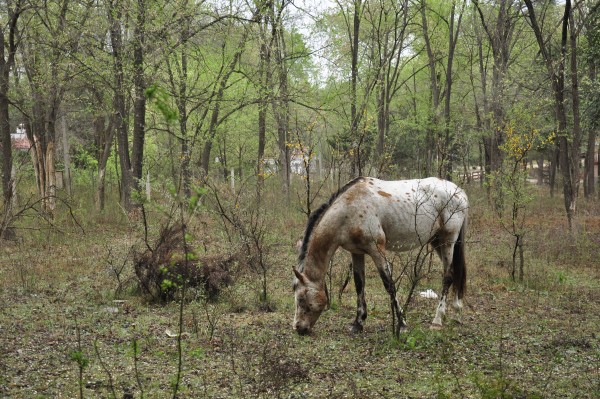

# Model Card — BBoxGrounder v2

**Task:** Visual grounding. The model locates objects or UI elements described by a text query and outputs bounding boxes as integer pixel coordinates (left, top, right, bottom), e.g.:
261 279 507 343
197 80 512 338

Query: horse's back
329 177 467 253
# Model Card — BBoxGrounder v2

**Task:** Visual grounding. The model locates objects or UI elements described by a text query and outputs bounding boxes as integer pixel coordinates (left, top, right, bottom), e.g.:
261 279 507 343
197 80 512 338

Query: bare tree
270 0 292 196
583 2 599 198
106 0 134 210
20 0 90 214
363 0 411 175
0 0 22 220
131 0 147 195
420 0 466 179
472 0 522 180
524 0 582 230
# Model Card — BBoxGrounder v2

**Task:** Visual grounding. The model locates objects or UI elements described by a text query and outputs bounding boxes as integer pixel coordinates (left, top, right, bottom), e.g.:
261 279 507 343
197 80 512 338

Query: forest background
0 0 598 221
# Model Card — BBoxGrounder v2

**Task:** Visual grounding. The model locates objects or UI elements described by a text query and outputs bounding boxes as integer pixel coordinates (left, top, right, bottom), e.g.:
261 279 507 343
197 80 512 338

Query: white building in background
290 147 317 175
11 124 29 151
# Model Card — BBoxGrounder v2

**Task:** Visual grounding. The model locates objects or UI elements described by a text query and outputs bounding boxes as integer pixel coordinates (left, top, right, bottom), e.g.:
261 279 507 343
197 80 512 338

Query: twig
94 339 118 399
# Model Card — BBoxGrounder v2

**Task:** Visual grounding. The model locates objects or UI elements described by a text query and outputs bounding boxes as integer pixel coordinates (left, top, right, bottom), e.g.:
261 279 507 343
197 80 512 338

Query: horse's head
293 269 327 335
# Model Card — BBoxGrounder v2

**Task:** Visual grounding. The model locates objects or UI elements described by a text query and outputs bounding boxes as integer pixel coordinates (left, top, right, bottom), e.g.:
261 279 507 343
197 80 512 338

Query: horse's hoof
350 323 363 333
430 323 443 330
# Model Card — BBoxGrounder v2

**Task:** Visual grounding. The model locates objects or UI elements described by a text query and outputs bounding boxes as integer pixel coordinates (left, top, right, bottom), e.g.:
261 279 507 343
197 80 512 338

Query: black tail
452 220 467 299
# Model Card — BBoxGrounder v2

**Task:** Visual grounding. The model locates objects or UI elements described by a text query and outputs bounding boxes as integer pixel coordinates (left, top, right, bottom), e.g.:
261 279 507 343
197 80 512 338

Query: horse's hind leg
351 253 367 333
370 251 407 336
451 291 464 323
431 241 454 328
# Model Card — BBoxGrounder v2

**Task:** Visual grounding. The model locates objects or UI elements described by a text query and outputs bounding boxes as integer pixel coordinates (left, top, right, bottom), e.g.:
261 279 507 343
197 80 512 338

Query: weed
70 321 89 399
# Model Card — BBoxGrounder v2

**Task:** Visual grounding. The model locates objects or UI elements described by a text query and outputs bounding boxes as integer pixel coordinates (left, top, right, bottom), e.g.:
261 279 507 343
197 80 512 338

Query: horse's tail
452 218 467 299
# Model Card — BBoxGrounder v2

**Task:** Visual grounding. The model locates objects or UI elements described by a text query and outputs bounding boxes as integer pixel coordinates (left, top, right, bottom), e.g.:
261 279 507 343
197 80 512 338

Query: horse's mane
297 177 365 269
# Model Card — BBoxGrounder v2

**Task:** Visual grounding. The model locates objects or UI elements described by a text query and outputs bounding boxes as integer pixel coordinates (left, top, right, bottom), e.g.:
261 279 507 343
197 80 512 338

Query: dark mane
297 177 365 268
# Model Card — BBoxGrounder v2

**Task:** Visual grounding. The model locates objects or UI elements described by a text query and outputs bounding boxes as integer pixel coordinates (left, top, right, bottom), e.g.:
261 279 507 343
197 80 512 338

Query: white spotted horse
293 177 469 336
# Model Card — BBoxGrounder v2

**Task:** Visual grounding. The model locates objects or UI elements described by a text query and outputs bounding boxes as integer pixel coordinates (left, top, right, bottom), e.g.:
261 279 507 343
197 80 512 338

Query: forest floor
1 186 599 398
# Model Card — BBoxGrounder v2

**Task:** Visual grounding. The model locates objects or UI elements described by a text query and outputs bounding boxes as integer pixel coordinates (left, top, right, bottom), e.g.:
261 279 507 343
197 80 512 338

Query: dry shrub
133 222 237 302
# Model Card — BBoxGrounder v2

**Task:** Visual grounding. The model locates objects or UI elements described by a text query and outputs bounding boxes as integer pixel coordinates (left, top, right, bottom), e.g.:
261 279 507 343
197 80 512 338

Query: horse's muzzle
295 323 310 336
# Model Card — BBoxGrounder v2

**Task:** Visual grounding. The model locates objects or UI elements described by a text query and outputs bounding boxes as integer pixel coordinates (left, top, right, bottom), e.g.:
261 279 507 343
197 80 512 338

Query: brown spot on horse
349 227 365 244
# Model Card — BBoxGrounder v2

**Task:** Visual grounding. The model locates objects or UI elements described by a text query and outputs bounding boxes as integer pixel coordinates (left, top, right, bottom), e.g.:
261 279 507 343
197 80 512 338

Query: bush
133 222 237 302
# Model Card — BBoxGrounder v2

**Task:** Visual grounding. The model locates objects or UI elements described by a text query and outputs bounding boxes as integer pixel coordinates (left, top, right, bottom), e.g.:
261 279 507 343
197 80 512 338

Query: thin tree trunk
524 0 577 229
441 1 465 180
271 4 290 196
0 3 21 216
584 8 598 197
131 0 146 194
350 0 361 176
257 10 269 187
108 0 133 210
421 0 440 177
569 10 582 204
96 116 115 211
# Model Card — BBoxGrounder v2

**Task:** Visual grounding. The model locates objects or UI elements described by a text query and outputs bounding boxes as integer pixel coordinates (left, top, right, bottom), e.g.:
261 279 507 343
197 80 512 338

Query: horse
292 177 469 336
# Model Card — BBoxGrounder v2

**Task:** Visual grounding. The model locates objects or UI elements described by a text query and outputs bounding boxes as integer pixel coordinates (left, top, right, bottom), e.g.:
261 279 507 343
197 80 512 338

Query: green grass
1 186 599 398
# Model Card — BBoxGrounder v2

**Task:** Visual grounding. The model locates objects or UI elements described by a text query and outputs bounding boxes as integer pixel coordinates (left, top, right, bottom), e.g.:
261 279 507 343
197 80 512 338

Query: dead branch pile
133 223 236 302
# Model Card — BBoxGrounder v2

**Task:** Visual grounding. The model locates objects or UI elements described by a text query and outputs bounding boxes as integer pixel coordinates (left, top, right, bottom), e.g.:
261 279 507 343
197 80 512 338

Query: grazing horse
293 177 468 336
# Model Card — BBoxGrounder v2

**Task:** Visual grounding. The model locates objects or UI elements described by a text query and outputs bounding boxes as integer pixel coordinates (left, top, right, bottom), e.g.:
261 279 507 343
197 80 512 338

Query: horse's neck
303 249 334 284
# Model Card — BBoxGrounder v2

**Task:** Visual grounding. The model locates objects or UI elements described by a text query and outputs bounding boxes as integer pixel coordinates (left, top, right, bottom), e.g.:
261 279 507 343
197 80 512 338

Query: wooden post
146 171 151 201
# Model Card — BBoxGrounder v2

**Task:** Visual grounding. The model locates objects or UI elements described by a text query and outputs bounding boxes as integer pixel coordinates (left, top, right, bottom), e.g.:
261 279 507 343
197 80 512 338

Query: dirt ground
1 198 599 398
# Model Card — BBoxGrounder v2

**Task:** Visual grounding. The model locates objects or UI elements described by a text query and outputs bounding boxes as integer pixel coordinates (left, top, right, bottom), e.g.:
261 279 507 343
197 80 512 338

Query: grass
1 183 599 398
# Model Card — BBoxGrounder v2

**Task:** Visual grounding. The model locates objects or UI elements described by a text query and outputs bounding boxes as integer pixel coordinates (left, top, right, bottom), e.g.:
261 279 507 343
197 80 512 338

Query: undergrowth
1 182 599 398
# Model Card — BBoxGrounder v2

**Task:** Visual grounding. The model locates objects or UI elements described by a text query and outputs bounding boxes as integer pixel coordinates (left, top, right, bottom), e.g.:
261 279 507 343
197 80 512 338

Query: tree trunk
568 10 582 203
584 7 599 197
350 0 361 176
0 3 21 214
179 17 191 198
441 1 464 180
257 11 269 187
131 0 146 194
271 4 291 196
473 0 519 180
96 115 115 211
0 70 12 210
524 0 578 229
421 0 440 177
108 0 133 210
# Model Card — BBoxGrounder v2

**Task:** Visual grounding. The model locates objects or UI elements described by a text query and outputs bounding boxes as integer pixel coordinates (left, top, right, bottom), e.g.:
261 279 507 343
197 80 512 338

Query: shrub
133 222 237 302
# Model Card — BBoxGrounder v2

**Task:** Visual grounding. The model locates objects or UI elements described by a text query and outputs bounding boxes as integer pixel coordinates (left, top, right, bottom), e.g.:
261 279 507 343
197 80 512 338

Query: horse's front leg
350 253 367 333
371 252 407 337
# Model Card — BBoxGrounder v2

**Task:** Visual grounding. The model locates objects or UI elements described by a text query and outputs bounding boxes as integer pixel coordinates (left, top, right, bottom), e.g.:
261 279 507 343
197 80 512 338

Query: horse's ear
293 268 306 285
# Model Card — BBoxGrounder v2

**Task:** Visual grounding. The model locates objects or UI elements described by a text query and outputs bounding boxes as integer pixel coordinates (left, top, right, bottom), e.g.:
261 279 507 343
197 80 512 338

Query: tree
333 0 365 176
0 0 22 217
472 0 522 180
270 0 292 196
583 1 600 198
19 0 91 214
131 0 147 194
363 0 411 176
106 0 135 210
524 0 582 230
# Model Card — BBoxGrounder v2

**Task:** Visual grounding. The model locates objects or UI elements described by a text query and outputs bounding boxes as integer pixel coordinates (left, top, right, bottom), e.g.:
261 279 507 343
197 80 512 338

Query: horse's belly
385 230 432 252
